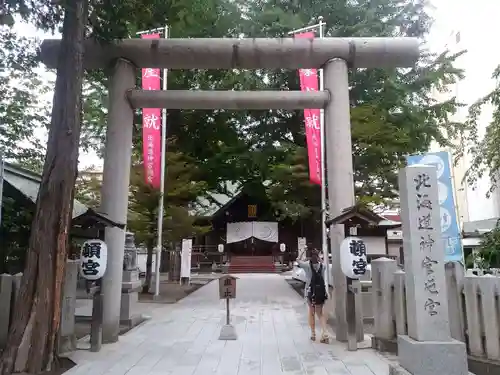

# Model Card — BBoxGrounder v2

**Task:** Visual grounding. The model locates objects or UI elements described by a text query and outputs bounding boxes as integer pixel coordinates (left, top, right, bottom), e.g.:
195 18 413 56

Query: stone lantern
120 232 142 326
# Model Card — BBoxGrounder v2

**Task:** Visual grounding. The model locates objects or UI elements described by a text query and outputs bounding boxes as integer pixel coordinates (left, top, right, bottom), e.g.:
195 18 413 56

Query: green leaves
461 64 500 195
5 0 465 223
470 220 500 269
236 0 464 216
127 147 209 246
0 27 50 167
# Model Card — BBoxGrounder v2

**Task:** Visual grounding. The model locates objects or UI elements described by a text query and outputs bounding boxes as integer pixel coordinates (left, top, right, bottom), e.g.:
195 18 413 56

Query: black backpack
309 261 327 302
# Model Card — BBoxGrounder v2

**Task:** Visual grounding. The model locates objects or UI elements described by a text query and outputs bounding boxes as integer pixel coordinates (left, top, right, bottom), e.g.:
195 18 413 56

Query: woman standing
296 249 329 343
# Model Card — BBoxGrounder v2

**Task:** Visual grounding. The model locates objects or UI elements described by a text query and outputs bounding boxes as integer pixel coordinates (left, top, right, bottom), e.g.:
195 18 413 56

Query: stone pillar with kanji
390 165 468 375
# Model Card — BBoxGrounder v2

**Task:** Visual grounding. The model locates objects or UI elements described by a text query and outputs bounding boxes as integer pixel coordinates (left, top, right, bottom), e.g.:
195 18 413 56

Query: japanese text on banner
140 33 162 189
295 32 322 186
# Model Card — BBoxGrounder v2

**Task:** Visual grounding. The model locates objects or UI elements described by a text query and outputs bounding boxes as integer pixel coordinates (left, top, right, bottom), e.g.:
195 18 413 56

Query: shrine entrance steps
228 255 276 273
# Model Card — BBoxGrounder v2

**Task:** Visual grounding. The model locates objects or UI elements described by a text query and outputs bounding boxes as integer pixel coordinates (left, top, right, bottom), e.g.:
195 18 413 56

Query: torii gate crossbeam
40 37 419 70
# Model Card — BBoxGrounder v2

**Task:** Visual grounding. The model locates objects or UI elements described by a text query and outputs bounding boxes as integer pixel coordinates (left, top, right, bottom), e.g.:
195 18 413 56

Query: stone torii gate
40 37 419 343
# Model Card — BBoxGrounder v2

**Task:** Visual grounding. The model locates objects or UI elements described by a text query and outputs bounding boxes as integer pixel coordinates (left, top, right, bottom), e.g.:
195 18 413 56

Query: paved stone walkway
67 274 393 375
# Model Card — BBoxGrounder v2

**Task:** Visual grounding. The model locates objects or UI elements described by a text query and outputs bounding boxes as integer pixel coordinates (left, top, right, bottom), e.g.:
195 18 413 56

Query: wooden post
346 278 357 351
90 283 103 352
218 275 237 340
353 279 364 342
445 262 465 342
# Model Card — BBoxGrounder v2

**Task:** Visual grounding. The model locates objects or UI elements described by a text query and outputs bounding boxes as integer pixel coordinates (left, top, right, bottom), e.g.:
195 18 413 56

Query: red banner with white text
296 32 322 185
140 33 162 189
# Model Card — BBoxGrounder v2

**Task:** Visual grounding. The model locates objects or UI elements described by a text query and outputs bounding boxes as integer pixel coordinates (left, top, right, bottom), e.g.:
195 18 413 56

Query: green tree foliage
127 150 209 291
74 146 210 291
74 166 102 207
128 148 210 247
75 0 465 223
0 27 49 168
239 0 464 216
469 220 500 269
3 0 466 214
78 0 247 189
461 65 500 194
0 196 34 274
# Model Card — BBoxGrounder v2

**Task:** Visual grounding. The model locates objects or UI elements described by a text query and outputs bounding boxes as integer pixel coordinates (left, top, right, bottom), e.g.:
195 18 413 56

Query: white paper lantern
218 244 224 253
280 243 286 252
340 236 368 279
80 239 108 280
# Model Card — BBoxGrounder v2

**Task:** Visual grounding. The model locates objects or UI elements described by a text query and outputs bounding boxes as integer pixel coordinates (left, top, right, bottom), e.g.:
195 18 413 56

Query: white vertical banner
180 238 192 279
297 237 307 260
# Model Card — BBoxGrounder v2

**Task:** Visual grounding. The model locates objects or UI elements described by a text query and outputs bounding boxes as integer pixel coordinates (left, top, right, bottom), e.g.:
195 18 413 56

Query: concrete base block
120 313 149 329
390 364 475 375
122 270 139 283
122 281 142 293
397 335 468 375
218 324 237 340
149 274 157 293
58 334 77 354
120 292 138 321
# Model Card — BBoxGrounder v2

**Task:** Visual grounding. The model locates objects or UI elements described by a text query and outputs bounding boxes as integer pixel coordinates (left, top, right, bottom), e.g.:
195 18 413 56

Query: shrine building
190 183 403 273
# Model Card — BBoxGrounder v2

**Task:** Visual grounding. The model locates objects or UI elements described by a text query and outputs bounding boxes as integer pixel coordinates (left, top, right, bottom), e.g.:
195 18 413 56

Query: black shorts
307 288 327 306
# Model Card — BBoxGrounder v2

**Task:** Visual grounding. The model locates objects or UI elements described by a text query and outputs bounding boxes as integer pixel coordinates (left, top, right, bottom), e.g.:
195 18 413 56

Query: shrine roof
191 181 242 217
2 162 123 227
325 204 401 228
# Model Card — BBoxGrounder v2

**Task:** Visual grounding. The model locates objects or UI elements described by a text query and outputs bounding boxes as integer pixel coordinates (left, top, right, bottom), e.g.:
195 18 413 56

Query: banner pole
287 22 323 35
317 16 330 287
154 24 169 298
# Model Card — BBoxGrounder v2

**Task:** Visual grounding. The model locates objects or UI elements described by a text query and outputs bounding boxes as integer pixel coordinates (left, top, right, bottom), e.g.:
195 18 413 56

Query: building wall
386 242 401 258
428 30 470 228
359 236 387 256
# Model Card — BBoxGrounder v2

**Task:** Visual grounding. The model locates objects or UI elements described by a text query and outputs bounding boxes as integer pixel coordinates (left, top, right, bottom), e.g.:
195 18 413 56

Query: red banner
141 33 162 189
296 32 322 186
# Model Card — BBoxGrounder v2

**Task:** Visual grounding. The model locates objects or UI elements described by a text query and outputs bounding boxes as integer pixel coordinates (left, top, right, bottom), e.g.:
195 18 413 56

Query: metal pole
286 21 324 35
318 16 330 288
226 297 230 325
287 18 329 285
154 25 169 298
0 156 4 229
136 27 165 35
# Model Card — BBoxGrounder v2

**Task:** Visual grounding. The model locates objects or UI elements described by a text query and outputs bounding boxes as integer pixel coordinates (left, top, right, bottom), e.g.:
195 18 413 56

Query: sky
12 0 500 222
425 0 500 221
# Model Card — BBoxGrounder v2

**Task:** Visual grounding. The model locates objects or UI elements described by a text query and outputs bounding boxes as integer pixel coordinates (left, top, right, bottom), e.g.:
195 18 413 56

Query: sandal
320 334 329 344
310 333 316 341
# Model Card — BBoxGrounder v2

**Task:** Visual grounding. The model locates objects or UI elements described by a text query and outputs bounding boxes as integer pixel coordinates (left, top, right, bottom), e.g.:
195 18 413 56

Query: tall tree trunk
143 237 155 294
0 1 88 374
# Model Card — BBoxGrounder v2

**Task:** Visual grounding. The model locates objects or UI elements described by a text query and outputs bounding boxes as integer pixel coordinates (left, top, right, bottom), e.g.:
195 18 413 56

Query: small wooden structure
325 205 401 262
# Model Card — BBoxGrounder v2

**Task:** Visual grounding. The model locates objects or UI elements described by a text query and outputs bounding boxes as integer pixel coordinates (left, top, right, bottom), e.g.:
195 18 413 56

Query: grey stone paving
66 274 393 375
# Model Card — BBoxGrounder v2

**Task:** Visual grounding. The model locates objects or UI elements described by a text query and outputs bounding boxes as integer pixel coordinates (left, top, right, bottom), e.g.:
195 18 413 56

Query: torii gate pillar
99 58 135 343
324 58 356 341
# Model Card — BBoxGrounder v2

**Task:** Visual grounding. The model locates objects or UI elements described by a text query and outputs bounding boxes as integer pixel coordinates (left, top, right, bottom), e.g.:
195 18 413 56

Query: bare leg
315 304 329 342
308 303 316 340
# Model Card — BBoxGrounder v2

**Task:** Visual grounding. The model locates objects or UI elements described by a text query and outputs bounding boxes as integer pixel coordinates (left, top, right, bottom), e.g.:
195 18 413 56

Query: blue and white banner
406 151 463 262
